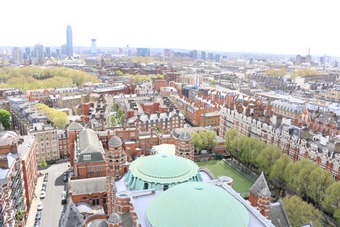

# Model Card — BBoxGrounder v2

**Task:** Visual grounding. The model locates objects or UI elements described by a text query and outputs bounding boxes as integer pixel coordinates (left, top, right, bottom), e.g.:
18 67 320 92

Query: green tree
111 115 118 127
117 108 124 119
282 195 322 227
36 104 69 129
270 154 291 183
115 70 124 76
40 159 47 168
198 131 208 150
224 128 238 154
206 130 217 151
119 114 126 125
295 160 318 197
323 182 340 223
0 109 10 129
111 102 118 111
191 132 202 153
307 167 334 204
256 144 281 175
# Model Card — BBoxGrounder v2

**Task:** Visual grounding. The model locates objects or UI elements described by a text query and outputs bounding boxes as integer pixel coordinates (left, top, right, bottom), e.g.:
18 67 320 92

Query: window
83 155 91 161
88 166 95 172
92 197 100 205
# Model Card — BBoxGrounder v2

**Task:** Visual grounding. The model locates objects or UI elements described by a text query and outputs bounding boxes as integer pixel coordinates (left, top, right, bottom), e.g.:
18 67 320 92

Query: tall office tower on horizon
91 39 97 55
66 25 73 56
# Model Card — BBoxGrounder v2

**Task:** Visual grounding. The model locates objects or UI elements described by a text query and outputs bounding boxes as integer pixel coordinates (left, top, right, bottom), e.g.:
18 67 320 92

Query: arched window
163 185 169 191
144 182 149 190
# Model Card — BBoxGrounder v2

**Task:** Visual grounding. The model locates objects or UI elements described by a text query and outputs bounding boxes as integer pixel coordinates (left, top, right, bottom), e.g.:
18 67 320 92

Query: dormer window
83 155 91 161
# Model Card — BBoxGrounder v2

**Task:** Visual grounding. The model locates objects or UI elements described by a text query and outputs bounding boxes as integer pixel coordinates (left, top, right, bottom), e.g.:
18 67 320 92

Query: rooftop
147 182 250 227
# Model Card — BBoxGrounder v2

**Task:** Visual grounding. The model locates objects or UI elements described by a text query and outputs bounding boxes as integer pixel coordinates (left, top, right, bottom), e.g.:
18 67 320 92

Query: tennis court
197 160 254 194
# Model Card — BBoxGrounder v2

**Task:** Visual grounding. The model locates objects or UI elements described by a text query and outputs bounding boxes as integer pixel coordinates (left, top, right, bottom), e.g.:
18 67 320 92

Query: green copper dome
125 154 201 190
147 182 250 227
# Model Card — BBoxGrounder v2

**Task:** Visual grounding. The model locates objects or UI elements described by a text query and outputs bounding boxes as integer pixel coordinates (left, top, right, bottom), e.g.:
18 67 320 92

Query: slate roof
250 172 271 197
68 177 107 195
68 122 83 131
269 201 292 227
76 129 105 163
179 131 191 140
63 199 84 227
108 136 122 147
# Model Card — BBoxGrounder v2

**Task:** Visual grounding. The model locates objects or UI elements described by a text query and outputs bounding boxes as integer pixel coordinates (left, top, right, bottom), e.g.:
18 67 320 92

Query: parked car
63 172 68 182
37 202 43 211
35 211 42 220
34 219 40 227
47 160 56 165
61 191 67 205
60 211 65 219
40 191 46 199
43 175 48 182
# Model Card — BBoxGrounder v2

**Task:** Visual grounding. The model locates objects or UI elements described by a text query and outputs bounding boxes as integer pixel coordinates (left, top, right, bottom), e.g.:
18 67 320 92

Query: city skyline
1 0 340 56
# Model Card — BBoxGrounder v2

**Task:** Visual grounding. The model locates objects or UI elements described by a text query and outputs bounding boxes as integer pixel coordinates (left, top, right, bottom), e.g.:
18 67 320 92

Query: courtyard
197 160 254 195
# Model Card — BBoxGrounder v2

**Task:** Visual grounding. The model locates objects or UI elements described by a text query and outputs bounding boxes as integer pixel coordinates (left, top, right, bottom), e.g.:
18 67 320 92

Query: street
40 162 69 227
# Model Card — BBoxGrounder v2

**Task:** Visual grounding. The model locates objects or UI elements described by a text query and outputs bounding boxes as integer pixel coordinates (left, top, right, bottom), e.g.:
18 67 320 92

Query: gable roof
68 122 83 131
63 199 84 227
79 129 103 154
269 201 292 227
250 172 271 197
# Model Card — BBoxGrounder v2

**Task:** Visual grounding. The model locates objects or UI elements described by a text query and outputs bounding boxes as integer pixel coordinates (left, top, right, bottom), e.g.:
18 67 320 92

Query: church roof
63 199 84 227
68 177 107 195
125 154 201 190
250 172 271 197
147 182 249 227
108 136 122 147
68 122 83 131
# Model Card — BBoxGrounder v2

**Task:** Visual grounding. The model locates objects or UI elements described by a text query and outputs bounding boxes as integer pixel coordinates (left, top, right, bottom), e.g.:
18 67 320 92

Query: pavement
26 170 46 227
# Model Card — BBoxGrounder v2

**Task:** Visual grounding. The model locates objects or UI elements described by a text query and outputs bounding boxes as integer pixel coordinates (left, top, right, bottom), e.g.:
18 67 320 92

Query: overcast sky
1 0 340 56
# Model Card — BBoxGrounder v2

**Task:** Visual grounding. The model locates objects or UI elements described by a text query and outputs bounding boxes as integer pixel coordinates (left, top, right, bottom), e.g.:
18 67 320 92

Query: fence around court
223 158 258 183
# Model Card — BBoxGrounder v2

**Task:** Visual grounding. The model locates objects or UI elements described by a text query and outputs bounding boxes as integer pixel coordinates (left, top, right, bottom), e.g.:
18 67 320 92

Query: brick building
0 135 37 226
127 110 184 133
74 129 106 179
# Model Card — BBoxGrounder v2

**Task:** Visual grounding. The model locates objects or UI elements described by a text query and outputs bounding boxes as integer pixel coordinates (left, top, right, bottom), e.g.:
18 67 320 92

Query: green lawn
197 160 254 194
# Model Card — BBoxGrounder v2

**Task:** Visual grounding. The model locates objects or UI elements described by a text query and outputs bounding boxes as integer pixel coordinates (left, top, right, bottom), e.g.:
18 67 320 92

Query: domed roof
179 131 191 140
125 154 201 190
107 213 121 224
108 136 122 147
147 182 249 227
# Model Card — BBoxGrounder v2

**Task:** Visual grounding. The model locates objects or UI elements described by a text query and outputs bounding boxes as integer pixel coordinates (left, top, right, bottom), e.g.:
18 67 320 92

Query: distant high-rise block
25 47 31 60
12 47 23 64
91 39 97 55
164 49 171 57
136 48 150 57
201 51 206 60
66 25 73 56
208 52 214 61
215 54 220 62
